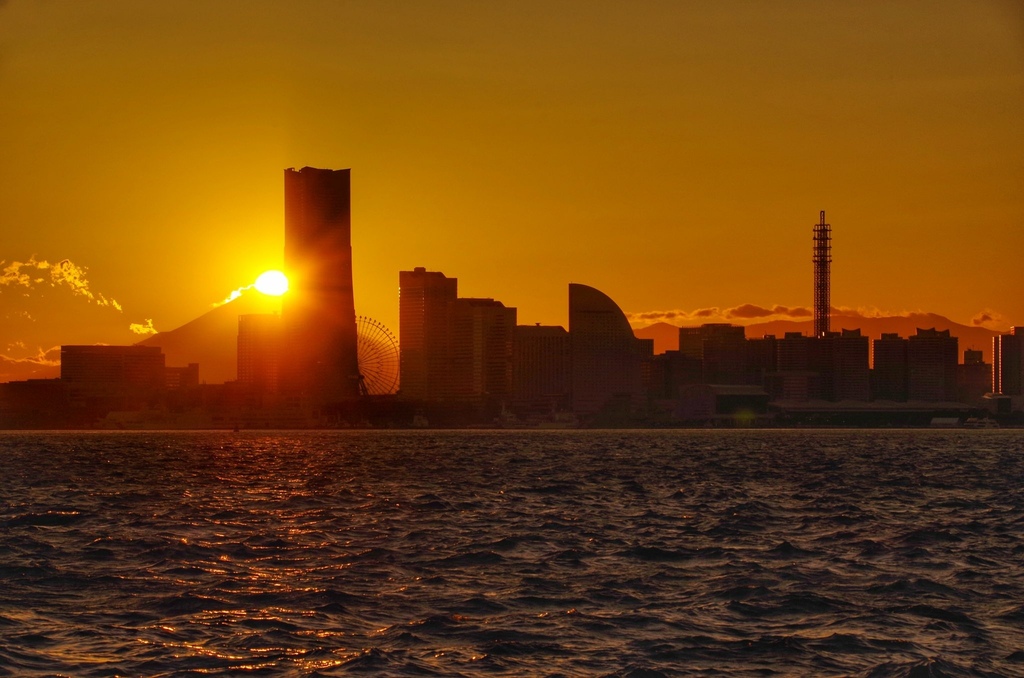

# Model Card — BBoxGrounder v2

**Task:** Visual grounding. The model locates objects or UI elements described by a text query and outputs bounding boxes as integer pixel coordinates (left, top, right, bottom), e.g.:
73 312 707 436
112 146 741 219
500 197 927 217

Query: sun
254 270 289 296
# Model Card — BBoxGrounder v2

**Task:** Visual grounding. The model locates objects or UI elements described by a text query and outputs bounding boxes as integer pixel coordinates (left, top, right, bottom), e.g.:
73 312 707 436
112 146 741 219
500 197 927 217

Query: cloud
627 303 814 325
213 284 254 307
0 345 61 383
1 257 122 311
970 308 1009 331
0 345 61 368
129 318 158 335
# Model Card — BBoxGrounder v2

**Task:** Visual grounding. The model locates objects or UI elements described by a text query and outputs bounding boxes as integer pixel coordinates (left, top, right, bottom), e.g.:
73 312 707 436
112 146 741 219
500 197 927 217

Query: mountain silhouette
634 313 1000 363
138 291 281 383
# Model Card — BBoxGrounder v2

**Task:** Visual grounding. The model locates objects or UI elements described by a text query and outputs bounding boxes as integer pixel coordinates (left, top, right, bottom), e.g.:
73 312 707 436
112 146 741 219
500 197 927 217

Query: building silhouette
958 348 990 404
399 267 458 401
238 314 281 395
768 332 822 401
569 283 644 415
993 327 1024 395
282 167 360 404
450 298 517 405
398 268 516 411
829 329 870 401
512 324 571 414
872 333 909 401
907 328 958 401
60 345 166 410
165 363 199 391
678 324 749 385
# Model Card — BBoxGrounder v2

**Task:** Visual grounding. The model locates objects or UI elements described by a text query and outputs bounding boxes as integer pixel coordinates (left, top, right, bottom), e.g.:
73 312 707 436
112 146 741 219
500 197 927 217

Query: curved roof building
569 283 643 415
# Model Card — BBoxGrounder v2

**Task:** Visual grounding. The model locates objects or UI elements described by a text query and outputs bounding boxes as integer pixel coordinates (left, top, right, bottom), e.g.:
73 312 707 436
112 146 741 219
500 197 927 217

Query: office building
746 335 778 386
872 333 908 401
993 327 1024 396
513 325 571 413
830 329 870 401
166 363 200 391
238 314 281 394
569 283 644 415
61 345 166 408
282 167 360 403
449 298 517 404
399 267 458 401
907 328 958 401
958 349 991 404
699 325 748 385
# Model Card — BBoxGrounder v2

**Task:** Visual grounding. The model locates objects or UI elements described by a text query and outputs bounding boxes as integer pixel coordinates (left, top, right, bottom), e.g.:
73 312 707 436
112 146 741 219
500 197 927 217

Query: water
1 430 1023 677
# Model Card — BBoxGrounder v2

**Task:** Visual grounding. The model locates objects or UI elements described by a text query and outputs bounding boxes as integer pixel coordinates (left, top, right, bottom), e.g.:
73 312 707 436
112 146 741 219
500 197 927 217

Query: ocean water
1 430 1023 677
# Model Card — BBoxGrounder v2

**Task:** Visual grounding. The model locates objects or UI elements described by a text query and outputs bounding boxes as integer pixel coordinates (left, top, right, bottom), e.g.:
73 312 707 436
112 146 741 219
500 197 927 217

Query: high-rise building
746 335 778 386
512 325 571 413
958 348 991 404
165 363 199 391
678 324 748 384
449 298 517 404
908 328 958 401
993 327 1024 395
872 333 908 401
282 167 360 404
238 314 281 394
767 332 822 401
399 268 458 401
569 283 644 415
830 329 870 401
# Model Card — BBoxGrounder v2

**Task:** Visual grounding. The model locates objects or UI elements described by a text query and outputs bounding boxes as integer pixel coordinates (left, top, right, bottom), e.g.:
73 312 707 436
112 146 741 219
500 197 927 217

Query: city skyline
2 1 1022 381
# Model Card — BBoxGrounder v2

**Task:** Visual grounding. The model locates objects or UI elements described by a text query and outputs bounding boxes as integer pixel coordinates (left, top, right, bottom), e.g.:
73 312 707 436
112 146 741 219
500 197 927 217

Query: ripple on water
0 429 1022 676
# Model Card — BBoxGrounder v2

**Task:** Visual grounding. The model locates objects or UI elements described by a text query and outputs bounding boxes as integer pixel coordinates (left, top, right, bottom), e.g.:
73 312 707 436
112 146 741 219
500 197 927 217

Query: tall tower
282 167 360 404
813 210 832 337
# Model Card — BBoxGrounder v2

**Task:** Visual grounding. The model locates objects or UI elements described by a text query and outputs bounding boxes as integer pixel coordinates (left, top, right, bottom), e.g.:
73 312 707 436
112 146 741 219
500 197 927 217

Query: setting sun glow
255 270 289 296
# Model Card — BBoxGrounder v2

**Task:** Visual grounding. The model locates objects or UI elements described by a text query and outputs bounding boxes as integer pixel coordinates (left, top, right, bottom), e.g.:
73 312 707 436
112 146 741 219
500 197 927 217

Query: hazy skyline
2 1 1022 380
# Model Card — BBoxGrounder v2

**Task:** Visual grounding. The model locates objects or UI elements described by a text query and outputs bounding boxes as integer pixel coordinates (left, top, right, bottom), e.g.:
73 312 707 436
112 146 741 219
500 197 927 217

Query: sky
2 1 1022 381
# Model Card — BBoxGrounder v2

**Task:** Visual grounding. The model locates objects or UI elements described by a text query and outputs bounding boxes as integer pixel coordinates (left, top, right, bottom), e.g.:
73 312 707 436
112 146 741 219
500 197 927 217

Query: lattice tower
813 210 832 337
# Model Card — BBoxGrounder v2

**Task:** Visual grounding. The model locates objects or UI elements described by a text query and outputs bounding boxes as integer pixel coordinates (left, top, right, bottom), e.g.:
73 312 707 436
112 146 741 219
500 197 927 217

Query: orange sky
2 1 1022 381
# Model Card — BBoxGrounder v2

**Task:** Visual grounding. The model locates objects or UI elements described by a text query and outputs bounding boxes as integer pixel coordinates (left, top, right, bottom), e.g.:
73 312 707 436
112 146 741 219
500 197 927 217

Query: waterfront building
907 328 958 401
60 345 166 408
872 333 908 401
569 283 644 415
512 324 571 413
958 349 991 404
399 267 458 401
830 329 870 401
993 327 1024 396
238 314 281 394
282 167 360 404
449 298 517 405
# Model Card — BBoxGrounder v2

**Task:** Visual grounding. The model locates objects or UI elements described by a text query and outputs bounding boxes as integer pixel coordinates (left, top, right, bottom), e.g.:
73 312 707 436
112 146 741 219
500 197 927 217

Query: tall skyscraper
282 167 360 404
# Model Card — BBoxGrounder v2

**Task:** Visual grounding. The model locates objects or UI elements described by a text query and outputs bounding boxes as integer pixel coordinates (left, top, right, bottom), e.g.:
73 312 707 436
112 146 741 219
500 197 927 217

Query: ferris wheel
356 315 399 395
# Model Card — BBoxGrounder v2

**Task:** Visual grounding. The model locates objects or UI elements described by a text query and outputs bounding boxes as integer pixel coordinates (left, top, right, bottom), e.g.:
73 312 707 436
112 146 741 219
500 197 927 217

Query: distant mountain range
634 313 1000 363
139 292 280 384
